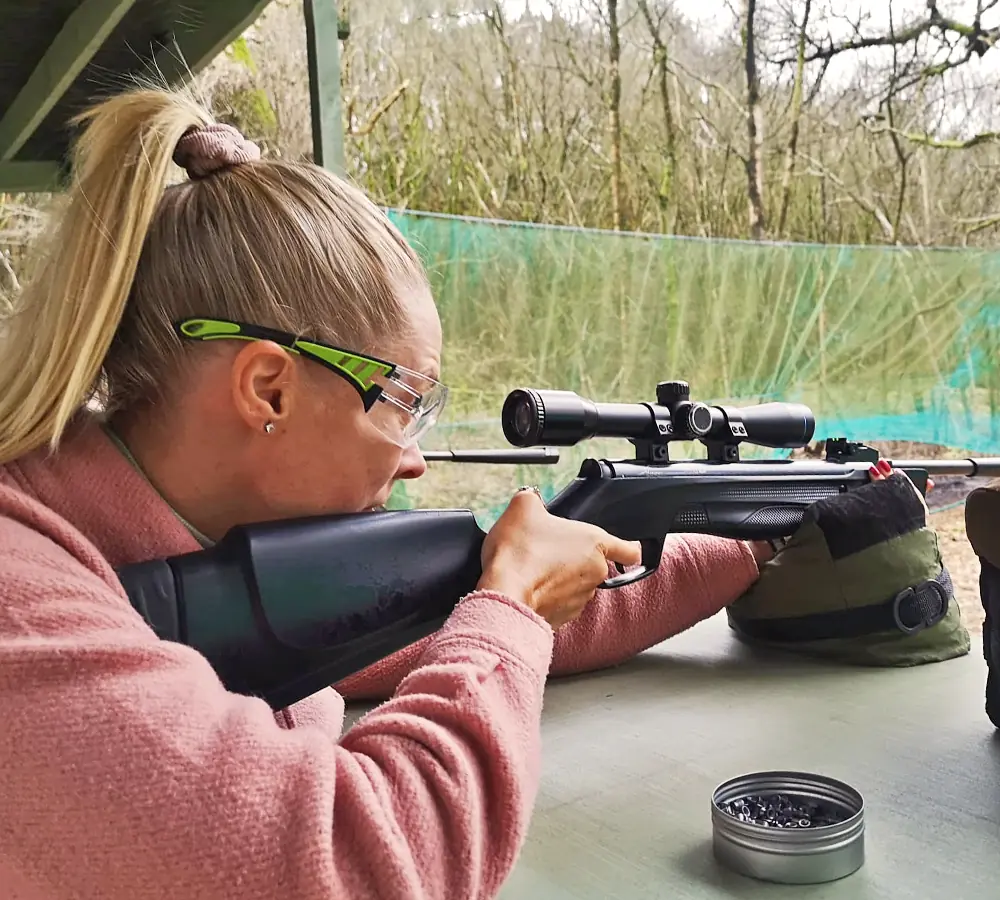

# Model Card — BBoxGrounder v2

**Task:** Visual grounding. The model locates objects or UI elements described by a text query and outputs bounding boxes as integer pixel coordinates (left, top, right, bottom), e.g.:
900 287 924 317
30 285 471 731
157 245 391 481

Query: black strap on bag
732 567 953 644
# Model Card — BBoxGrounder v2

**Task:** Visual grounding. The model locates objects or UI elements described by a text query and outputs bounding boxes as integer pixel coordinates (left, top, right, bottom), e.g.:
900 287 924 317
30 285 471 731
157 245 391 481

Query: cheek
291 412 402 509
352 426 404 490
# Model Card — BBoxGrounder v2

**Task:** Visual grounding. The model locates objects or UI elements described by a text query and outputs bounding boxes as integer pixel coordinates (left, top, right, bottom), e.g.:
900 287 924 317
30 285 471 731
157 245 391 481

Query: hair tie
173 123 261 179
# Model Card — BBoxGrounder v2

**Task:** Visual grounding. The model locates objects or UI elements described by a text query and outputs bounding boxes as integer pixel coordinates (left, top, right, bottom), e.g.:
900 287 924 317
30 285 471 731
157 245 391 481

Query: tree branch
774 2 1000 66
861 117 1000 150
348 80 411 137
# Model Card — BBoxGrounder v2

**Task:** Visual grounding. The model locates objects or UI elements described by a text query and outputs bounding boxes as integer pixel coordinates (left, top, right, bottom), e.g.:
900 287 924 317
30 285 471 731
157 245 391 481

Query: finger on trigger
604 537 642 567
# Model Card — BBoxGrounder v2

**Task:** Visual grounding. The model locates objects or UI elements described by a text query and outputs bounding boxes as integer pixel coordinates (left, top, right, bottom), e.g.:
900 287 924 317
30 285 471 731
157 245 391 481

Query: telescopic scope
501 382 815 450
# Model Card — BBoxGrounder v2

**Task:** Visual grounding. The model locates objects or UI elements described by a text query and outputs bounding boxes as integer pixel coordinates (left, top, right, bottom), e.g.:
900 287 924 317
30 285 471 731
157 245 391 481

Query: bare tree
5 0 1000 252
607 0 625 230
637 0 679 231
775 0 812 237
743 0 766 239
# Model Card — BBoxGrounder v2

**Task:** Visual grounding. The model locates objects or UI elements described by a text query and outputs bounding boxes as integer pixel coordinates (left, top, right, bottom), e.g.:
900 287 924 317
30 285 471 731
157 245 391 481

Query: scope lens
503 388 600 446
513 399 535 442
502 389 544 446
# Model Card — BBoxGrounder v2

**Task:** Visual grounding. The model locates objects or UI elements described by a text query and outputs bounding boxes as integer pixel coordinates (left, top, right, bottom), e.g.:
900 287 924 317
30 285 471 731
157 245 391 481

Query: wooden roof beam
0 162 63 192
0 0 138 161
152 0 275 87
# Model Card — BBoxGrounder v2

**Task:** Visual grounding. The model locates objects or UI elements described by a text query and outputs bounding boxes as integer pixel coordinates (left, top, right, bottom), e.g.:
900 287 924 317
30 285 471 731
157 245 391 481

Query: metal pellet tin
711 770 865 885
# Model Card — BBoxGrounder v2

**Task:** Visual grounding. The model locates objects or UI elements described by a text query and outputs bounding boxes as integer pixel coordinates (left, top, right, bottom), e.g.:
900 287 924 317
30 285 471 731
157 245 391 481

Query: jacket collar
3 414 202 569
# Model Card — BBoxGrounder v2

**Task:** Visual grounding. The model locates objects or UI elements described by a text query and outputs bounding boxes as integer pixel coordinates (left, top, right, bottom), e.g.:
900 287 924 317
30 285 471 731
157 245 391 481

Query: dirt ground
933 503 984 633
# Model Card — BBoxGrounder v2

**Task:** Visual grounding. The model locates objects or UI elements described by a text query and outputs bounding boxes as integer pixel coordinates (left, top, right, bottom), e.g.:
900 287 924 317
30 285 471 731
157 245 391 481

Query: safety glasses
175 317 448 448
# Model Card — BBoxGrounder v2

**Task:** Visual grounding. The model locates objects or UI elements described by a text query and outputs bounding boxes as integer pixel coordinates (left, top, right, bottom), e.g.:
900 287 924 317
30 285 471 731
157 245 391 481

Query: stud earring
264 422 275 434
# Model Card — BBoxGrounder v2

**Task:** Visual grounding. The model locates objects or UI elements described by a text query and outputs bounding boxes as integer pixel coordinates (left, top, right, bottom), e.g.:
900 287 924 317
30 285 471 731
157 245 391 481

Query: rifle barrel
422 448 561 464
892 458 1000 477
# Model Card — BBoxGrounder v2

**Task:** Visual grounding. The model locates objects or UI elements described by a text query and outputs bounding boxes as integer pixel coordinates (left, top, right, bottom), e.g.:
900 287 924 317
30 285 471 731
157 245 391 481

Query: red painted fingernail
869 465 880 477
878 459 892 474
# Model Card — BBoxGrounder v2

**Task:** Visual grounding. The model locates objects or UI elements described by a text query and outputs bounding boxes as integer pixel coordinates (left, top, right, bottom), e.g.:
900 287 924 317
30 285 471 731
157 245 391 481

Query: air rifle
116 380 1000 710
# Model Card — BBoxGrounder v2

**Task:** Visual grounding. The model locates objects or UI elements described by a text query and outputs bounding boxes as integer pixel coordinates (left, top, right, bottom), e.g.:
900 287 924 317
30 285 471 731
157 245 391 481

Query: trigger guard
600 563 656 589
600 538 663 589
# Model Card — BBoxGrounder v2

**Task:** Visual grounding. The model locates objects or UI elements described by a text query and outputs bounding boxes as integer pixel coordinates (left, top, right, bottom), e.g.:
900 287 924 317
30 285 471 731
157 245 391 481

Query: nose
395 442 428 481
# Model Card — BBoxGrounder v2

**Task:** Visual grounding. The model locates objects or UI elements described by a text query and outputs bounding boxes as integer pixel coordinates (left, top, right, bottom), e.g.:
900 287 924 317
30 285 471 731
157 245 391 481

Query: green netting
381 209 1000 528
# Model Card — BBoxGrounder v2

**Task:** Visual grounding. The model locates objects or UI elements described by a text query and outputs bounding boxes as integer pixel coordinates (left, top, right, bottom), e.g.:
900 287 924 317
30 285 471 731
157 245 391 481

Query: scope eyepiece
502 389 547 446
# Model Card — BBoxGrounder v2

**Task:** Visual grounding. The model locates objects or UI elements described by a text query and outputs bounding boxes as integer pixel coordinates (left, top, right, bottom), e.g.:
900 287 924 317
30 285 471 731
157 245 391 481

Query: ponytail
0 89 211 463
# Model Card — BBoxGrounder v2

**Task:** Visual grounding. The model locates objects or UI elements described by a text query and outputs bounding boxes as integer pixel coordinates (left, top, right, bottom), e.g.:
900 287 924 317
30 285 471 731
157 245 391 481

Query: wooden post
304 0 345 174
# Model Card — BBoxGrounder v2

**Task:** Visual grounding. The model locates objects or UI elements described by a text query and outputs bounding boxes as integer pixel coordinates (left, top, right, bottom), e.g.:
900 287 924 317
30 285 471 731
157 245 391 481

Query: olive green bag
726 472 970 666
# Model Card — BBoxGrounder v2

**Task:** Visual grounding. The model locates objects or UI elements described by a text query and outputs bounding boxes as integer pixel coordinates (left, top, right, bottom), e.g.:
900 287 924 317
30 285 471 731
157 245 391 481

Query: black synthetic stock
117 509 485 710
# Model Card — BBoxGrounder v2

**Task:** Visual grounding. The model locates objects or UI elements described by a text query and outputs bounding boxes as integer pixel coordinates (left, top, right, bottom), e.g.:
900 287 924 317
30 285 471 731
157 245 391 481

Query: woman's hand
869 457 933 512
868 459 934 496
869 456 934 491
747 540 779 565
477 488 642 629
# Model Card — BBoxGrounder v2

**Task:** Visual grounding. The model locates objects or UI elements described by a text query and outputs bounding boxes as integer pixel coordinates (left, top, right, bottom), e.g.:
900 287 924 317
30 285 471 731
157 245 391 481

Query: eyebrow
413 361 440 382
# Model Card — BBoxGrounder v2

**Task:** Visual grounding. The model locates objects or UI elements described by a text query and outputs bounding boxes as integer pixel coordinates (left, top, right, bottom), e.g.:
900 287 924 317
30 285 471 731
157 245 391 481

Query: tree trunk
777 0 811 237
607 0 624 231
743 0 766 240
637 0 678 232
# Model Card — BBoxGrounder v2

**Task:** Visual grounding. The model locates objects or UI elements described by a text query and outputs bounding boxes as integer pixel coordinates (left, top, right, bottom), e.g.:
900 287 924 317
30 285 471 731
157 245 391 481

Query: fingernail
869 465 880 477
878 459 892 474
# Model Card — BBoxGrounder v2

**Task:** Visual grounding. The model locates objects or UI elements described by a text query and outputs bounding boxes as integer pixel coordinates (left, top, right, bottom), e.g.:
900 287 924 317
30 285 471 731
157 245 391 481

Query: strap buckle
891 579 950 635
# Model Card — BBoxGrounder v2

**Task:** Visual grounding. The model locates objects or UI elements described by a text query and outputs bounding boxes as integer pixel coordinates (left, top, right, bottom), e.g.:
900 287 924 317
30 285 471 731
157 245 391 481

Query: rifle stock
118 509 485 710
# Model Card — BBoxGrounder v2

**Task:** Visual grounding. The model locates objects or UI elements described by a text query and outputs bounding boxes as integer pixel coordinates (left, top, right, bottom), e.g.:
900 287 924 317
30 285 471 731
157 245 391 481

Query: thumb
510 486 545 511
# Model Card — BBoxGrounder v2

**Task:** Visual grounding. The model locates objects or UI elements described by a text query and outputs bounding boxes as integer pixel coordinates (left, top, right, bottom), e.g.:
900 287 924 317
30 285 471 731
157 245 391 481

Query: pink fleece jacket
0 417 760 899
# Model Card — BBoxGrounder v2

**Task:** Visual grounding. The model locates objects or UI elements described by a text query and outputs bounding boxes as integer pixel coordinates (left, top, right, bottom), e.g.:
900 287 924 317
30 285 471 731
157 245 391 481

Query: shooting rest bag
726 472 970 666
963 481 1000 727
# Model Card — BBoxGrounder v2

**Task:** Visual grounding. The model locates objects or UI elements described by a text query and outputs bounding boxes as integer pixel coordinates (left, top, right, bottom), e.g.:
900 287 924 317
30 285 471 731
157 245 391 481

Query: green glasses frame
175 317 421 414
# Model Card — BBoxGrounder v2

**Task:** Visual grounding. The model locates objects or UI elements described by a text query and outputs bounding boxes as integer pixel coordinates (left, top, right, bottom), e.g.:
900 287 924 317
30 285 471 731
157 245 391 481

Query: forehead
385 288 441 378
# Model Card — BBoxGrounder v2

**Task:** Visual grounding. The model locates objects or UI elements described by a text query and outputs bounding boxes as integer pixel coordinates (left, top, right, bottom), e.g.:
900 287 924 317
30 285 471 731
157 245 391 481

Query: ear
228 341 299 434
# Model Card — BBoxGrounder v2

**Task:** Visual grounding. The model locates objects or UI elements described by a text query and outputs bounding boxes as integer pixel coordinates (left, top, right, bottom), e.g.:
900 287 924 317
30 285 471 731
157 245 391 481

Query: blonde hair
0 88 427 464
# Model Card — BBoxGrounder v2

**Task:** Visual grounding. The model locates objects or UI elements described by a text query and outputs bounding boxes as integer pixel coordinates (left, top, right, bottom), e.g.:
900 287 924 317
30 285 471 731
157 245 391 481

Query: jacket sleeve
0 521 554 900
547 534 759 677
336 535 760 700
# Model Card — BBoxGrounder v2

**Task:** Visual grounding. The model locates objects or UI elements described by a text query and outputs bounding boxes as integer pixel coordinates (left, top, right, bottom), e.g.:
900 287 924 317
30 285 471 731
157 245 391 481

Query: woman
0 87 776 900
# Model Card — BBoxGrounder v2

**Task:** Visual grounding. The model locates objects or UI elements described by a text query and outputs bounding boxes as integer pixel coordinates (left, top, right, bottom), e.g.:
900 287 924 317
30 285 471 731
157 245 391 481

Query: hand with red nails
868 458 894 482
868 457 933 510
